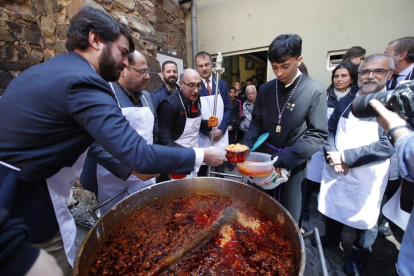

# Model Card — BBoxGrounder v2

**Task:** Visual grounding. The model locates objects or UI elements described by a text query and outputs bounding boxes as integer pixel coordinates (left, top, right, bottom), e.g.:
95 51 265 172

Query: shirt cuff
193 148 204 172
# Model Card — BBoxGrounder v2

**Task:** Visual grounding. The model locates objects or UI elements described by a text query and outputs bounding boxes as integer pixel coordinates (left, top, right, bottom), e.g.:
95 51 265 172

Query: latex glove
208 116 219 128
131 171 160 181
327 151 342 165
203 146 225 167
26 249 63 276
249 167 290 190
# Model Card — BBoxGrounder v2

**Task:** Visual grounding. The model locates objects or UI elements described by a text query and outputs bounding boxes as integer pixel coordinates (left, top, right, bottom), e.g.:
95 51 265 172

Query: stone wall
0 0 187 95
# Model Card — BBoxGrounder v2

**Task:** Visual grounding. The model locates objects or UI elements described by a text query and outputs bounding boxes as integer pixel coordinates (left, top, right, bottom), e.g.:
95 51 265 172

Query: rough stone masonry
0 0 187 95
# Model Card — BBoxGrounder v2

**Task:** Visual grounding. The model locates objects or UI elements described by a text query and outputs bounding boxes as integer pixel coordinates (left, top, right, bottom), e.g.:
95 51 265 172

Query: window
326 50 347 71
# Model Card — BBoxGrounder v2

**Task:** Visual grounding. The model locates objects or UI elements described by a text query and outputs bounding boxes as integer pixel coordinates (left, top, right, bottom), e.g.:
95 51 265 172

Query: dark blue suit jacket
81 83 157 195
0 52 196 250
0 52 195 181
199 77 231 136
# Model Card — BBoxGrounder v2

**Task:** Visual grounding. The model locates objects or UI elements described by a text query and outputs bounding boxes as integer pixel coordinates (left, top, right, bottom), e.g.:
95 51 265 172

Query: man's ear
387 70 395 81
88 31 103 51
297 56 303 67
398 51 408 61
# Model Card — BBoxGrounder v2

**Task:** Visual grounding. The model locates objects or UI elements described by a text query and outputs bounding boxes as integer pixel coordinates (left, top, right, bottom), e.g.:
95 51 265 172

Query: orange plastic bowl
225 150 249 163
170 173 187 179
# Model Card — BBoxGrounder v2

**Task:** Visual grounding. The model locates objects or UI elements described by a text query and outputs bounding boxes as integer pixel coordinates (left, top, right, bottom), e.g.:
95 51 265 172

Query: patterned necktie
206 79 212 95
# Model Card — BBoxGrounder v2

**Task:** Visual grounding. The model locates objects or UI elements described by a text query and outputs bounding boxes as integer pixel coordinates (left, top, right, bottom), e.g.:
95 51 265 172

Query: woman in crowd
343 46 366 66
302 61 358 221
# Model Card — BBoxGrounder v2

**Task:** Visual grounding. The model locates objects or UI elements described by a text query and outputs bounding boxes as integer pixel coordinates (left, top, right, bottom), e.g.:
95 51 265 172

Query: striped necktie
206 79 212 95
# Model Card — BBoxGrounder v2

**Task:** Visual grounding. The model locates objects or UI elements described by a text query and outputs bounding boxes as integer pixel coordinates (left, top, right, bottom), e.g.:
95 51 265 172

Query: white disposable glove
249 167 290 190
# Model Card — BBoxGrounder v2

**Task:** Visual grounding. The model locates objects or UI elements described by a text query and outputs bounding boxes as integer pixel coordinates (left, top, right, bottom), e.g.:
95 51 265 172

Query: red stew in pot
89 195 299 275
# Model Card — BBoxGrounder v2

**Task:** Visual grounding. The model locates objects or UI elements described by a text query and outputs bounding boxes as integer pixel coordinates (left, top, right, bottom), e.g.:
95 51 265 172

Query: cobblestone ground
72 169 403 275
302 194 401 276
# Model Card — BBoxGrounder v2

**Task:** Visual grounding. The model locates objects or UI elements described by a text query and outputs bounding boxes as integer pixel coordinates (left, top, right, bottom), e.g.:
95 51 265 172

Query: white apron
383 185 410 230
198 80 229 151
96 84 155 212
46 149 88 266
318 108 390 229
174 92 202 178
307 107 335 182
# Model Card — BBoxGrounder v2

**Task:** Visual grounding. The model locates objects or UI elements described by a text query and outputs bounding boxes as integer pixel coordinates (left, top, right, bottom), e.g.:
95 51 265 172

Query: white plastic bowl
237 152 274 177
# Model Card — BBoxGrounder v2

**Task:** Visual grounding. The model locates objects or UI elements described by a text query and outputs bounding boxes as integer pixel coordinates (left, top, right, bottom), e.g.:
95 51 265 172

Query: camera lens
351 91 392 118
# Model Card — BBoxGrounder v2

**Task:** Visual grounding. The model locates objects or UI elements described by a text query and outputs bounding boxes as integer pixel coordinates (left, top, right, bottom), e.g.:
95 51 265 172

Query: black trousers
324 215 378 253
198 164 225 178
301 178 321 215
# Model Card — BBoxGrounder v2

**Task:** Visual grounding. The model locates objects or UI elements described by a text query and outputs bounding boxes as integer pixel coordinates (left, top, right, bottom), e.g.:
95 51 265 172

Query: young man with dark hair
242 34 328 224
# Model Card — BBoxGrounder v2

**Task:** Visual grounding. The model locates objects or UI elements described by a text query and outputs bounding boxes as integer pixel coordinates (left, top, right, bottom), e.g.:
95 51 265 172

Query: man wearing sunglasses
81 50 159 213
318 54 395 276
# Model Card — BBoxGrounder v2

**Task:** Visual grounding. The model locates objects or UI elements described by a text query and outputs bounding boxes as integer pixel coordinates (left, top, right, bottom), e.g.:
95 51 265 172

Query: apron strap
0 161 20 171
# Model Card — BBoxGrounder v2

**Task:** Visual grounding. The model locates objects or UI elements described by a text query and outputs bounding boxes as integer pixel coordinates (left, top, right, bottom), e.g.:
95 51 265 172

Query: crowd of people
0 6 413 276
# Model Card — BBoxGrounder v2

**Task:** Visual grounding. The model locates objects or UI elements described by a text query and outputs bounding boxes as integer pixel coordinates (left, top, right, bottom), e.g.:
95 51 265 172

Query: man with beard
318 54 395 276
0 7 224 275
151 60 180 141
81 50 158 213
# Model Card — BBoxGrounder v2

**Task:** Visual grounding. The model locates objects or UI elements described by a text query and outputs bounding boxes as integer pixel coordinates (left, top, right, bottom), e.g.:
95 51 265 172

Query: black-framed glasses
359 68 392 77
181 81 202 90
129 67 151 75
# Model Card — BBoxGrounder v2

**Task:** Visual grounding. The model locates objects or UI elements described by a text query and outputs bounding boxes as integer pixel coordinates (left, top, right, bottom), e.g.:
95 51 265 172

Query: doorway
212 49 268 89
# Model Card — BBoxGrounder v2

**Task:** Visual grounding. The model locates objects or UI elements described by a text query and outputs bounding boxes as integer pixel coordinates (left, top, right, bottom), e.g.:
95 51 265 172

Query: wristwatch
387 125 414 145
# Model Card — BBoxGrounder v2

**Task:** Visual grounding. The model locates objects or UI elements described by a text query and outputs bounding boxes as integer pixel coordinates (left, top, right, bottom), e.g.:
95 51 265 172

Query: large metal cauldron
73 177 305 275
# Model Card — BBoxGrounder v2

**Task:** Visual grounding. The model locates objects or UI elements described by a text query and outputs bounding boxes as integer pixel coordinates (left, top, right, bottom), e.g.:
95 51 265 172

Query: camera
351 80 414 126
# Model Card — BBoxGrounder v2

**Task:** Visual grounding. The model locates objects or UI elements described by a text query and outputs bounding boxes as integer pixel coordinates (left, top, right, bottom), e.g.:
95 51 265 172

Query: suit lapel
407 67 414 80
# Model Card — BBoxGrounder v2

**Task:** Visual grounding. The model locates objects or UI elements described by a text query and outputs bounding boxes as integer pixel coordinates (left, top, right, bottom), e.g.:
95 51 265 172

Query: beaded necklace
275 74 302 132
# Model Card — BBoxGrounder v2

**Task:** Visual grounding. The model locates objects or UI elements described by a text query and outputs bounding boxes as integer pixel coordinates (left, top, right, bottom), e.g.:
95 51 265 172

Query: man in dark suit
151 60 180 141
385 36 414 89
0 7 224 275
195 51 231 177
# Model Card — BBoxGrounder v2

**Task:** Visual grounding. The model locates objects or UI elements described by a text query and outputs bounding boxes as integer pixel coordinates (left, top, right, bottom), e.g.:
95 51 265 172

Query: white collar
334 87 351 99
285 69 302 88
201 76 213 86
399 63 414 78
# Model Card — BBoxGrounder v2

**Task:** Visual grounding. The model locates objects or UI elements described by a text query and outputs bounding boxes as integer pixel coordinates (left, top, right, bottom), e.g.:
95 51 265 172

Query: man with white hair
239 85 257 137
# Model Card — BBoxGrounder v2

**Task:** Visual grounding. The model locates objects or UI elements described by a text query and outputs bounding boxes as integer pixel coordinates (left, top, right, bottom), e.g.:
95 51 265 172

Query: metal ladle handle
207 52 225 177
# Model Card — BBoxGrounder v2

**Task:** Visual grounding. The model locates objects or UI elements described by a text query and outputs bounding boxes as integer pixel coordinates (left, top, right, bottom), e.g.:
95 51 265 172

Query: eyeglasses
181 81 202 90
129 67 152 75
359 68 391 77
